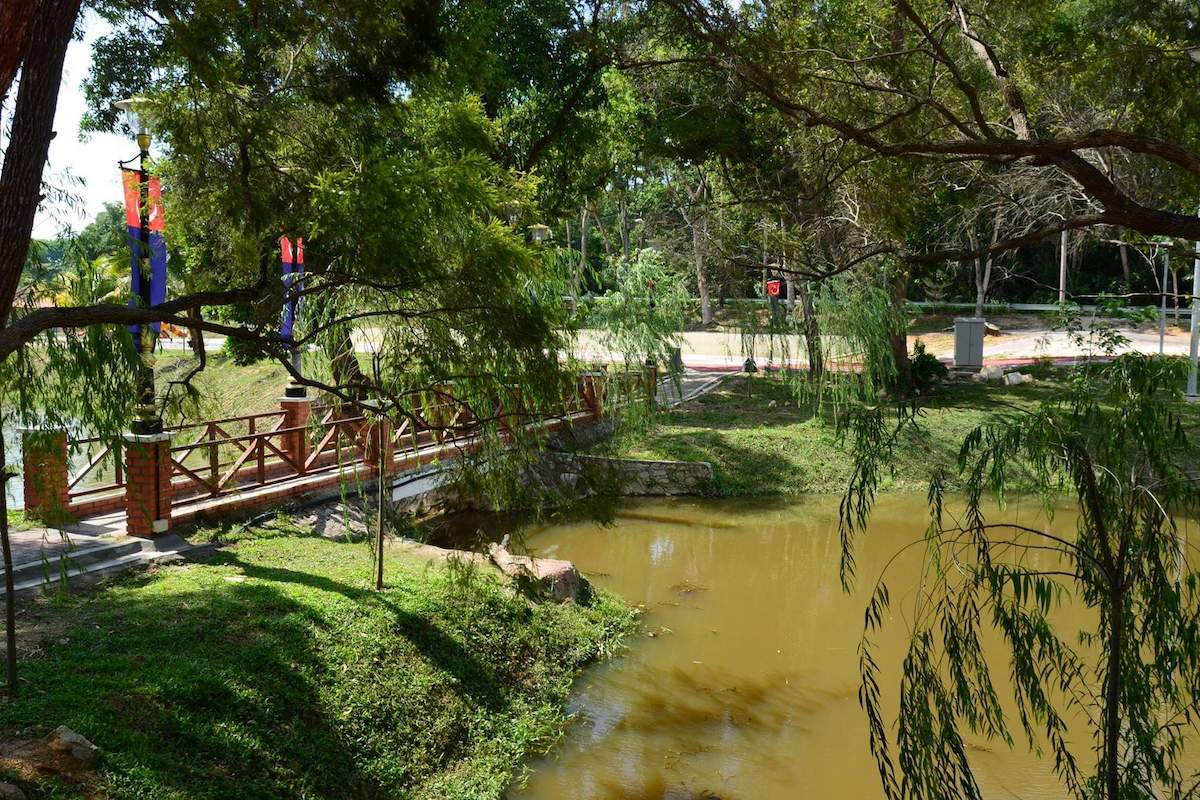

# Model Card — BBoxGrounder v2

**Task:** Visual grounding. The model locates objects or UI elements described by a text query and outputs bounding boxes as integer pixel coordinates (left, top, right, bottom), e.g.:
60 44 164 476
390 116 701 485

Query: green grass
156 352 292 422
0 527 634 799
623 372 1066 496
6 510 38 532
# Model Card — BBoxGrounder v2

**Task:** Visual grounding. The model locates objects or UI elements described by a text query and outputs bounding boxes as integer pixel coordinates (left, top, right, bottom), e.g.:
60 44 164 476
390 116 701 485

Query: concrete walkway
656 368 733 406
576 325 1197 372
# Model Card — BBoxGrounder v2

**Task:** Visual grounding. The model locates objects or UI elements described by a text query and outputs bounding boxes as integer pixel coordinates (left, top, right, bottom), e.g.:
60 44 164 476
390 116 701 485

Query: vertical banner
280 236 305 343
121 168 167 337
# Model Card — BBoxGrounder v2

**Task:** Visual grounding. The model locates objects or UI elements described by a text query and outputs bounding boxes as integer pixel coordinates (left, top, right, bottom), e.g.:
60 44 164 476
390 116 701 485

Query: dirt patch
0 727 102 799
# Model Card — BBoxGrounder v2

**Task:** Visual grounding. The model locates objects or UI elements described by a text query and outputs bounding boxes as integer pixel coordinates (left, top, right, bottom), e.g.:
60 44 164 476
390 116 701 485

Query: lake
507 494 1121 800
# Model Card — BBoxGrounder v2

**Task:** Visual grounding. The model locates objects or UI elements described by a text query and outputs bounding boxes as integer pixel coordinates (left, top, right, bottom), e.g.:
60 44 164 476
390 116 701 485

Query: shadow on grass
0 548 520 798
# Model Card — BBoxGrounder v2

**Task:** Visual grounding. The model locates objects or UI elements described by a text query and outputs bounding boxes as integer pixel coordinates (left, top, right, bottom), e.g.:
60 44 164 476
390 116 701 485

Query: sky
31 13 129 237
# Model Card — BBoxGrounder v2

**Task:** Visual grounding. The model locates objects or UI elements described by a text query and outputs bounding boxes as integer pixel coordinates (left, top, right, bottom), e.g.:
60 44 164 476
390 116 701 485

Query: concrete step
10 535 198 595
9 538 146 588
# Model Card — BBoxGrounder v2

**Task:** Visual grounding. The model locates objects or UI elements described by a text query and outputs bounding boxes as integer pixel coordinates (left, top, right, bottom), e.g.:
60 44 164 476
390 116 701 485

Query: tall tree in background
657 0 1200 261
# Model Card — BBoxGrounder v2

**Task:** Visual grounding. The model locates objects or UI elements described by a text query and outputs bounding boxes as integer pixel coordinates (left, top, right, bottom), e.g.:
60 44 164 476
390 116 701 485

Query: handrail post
21 428 70 524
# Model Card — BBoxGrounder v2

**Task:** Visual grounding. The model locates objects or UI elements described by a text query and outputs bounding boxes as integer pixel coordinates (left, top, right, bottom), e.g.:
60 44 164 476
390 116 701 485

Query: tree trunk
1173 268 1181 322
564 218 574 313
798 279 822 380
0 432 17 698
1119 242 1131 288
575 204 589 310
695 213 712 326
0 0 84 326
761 221 769 298
327 328 369 402
1104 581 1123 800
888 267 912 395
0 0 40 100
618 196 630 262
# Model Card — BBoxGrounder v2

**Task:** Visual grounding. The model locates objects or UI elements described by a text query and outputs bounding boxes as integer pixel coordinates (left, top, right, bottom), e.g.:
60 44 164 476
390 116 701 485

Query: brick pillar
124 432 172 538
280 395 313 474
21 429 70 523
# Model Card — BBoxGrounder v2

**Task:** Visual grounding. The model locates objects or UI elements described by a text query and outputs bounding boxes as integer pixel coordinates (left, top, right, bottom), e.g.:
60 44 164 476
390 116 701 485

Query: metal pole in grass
0 428 17 697
376 432 384 592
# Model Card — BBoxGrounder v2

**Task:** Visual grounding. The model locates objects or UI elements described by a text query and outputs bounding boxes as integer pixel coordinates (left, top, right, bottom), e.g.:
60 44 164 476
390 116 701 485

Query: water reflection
509 495 1113 800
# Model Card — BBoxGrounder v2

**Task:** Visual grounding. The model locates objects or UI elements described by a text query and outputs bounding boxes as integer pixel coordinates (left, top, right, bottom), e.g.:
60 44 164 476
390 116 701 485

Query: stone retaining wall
538 452 714 497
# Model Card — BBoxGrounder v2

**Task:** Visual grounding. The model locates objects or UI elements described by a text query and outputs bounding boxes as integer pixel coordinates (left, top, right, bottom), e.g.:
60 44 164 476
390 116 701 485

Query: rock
488 542 584 603
984 322 1002 336
973 365 1006 382
0 783 25 800
45 726 98 768
1004 371 1033 386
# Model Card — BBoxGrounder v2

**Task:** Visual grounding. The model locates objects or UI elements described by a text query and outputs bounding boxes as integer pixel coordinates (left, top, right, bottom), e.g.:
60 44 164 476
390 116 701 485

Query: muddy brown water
505 494 1174 800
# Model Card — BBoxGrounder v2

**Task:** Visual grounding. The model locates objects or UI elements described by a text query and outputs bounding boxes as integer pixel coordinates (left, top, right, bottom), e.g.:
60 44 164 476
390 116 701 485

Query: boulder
1004 371 1033 386
45 726 98 768
489 537 584 603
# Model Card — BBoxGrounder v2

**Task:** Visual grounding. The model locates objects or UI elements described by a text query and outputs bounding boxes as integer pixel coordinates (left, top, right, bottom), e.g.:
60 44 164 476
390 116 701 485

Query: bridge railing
27 366 645 530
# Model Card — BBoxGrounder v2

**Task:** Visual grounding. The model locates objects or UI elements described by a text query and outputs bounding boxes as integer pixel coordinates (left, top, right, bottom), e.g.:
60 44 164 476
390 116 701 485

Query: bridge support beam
21 429 70 524
124 432 172 537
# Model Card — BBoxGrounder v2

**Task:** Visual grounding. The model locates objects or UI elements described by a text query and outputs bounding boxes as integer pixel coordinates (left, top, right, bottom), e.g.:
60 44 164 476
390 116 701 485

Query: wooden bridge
20 369 649 540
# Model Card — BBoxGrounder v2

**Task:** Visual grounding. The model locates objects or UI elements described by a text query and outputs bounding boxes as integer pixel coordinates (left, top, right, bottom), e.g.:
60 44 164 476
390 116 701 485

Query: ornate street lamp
115 95 161 434
527 223 551 244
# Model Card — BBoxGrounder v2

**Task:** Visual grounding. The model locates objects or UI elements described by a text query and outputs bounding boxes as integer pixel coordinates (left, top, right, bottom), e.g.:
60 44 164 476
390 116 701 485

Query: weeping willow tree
732 261 904 410
840 353 1200 800
0 318 140 696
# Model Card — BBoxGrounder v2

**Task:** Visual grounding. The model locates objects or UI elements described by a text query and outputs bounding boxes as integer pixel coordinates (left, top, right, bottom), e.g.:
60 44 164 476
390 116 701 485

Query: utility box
953 317 986 371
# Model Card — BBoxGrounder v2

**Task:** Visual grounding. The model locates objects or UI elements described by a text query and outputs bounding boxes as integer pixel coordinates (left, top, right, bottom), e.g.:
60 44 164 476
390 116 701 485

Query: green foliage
586 249 686 370
622 371 1057 497
0 530 634 799
793 268 902 408
840 354 1200 800
908 341 947 395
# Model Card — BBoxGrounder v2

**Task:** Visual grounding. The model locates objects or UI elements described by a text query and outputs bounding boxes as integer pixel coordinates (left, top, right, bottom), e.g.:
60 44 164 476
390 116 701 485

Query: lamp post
528 223 550 244
1190 214 1200 401
115 95 160 434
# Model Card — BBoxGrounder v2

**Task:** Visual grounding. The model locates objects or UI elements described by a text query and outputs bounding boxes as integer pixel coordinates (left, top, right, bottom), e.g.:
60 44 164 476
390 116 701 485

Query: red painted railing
49 367 647 520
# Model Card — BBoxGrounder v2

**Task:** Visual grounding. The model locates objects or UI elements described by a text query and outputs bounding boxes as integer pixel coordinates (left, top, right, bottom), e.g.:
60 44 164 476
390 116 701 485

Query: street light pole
116 96 161 434
1191 219 1200 400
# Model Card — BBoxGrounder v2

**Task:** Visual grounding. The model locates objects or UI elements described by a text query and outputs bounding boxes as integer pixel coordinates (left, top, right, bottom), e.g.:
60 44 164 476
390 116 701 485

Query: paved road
167 323 1199 371
579 326 1198 371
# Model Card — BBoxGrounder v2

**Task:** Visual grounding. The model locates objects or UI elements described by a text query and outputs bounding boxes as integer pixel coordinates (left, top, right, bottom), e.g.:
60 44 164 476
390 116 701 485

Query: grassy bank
623 372 1063 496
0 525 634 799
157 351 292 421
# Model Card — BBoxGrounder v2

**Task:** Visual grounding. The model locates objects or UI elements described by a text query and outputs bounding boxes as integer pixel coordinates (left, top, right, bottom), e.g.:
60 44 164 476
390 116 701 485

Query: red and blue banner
122 169 167 336
280 236 304 343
